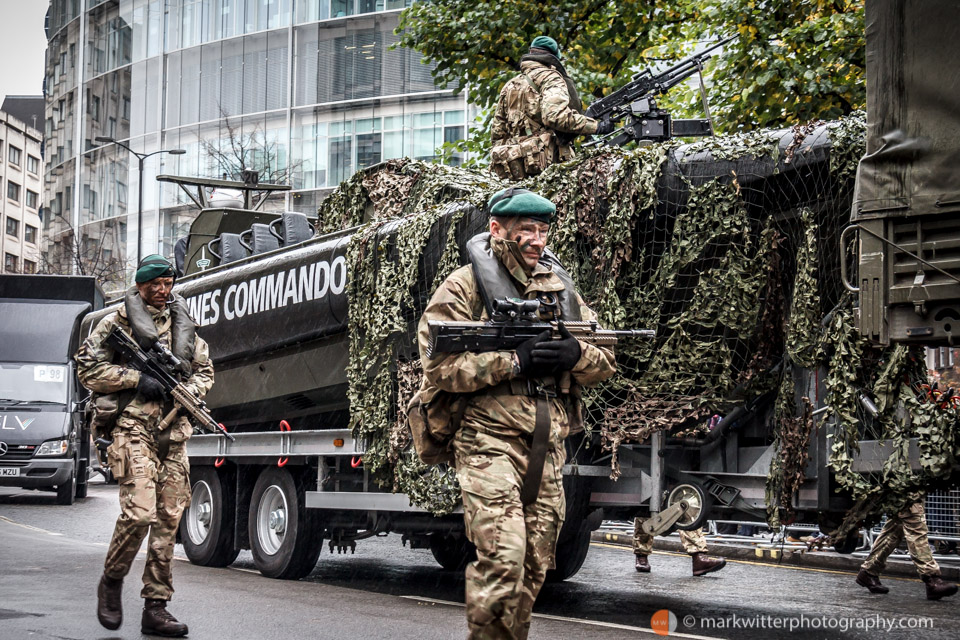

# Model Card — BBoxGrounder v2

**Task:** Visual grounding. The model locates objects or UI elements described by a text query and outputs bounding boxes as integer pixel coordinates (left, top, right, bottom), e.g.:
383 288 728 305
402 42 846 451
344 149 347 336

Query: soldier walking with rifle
77 254 216 637
490 36 614 181
417 188 617 639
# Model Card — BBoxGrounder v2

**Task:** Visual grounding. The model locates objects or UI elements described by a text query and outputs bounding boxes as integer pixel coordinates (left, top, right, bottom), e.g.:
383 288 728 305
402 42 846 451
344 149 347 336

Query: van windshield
0 363 69 405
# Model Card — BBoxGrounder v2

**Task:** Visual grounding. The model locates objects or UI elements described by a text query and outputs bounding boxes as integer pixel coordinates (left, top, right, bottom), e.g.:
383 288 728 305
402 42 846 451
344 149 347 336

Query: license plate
0 467 20 477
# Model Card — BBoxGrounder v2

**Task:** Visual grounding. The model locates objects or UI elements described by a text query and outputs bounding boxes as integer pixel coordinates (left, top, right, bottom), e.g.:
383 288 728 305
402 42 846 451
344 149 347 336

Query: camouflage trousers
103 425 191 600
633 517 708 556
454 425 566 640
862 500 940 578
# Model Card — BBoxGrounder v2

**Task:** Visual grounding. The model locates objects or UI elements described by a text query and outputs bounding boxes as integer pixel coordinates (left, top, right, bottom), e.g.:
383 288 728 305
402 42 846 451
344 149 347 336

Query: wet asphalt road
2 481 960 640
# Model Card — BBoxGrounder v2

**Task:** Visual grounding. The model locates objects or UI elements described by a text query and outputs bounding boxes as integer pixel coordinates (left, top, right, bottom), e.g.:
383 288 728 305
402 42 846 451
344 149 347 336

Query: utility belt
490 130 556 181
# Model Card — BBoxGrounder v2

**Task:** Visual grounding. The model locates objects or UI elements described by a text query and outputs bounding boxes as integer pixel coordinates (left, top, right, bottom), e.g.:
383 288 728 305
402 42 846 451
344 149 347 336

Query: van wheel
249 467 323 579
181 466 240 567
56 460 76 505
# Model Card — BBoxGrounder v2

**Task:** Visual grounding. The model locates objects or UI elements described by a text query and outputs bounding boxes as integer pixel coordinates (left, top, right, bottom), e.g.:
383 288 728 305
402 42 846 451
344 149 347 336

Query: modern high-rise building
43 0 468 294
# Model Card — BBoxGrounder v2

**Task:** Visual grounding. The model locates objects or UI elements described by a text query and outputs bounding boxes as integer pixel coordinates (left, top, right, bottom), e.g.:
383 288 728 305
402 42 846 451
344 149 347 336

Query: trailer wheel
833 530 861 554
249 467 323 579
546 526 592 583
55 458 77 506
666 483 711 531
181 466 240 567
429 534 476 571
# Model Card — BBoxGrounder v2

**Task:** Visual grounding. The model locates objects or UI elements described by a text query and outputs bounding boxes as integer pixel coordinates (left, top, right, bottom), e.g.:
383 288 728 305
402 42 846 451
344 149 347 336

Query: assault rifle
586 35 735 147
105 326 235 441
425 298 654 358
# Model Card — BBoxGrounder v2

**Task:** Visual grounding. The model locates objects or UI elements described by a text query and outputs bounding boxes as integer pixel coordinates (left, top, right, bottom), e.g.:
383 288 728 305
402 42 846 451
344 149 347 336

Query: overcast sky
0 1 50 104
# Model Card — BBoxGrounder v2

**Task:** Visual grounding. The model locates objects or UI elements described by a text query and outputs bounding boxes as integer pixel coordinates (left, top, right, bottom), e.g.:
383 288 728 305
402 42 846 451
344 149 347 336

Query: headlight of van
36 439 69 456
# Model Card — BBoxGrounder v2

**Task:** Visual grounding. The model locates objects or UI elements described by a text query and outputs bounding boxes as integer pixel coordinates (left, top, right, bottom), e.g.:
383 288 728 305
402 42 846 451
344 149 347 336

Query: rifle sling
520 394 551 507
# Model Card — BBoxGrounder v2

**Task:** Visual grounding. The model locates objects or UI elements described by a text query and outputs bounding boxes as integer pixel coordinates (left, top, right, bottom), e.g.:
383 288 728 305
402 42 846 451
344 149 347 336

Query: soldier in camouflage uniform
77 255 214 637
632 519 726 576
490 36 614 181
418 188 616 639
856 498 958 600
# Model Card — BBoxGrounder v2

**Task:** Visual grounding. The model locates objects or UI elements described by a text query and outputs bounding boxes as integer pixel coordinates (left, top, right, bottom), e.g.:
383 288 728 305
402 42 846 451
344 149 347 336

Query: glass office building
43 0 468 293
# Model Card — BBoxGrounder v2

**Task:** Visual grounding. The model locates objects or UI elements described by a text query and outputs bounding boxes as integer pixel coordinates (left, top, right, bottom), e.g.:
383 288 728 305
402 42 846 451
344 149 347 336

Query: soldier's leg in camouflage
99 431 158 630
455 429 527 640
683 528 725 576
141 443 191 636
900 501 959 600
633 517 653 572
513 444 565 640
857 514 904 594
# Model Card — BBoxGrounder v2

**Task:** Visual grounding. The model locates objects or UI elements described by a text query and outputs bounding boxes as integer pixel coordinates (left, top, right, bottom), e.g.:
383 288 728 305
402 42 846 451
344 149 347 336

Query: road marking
398 595 723 639
589 541 924 583
0 515 63 535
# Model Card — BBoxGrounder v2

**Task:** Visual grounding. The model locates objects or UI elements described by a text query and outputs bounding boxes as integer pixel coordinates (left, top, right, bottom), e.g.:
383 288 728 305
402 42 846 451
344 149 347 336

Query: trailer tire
181 466 240 567
833 530 861 554
667 483 711 531
429 534 476 571
546 525 592 583
249 467 323 579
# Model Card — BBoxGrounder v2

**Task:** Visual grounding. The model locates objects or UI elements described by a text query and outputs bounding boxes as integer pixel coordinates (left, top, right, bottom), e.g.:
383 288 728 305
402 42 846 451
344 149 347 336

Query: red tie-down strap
215 424 228 468
278 420 291 467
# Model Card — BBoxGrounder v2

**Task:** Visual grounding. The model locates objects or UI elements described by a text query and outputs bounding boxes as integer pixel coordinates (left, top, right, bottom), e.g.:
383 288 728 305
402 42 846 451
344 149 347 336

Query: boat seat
240 223 281 255
269 212 316 246
207 232 250 266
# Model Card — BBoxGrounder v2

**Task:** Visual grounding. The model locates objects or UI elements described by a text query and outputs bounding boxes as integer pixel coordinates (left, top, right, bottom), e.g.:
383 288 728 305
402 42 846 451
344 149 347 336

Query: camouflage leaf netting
315 111 957 526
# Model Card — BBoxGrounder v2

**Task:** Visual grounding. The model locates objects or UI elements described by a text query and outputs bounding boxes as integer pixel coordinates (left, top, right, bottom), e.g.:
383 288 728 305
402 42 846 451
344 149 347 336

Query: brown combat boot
855 568 889 594
635 555 651 573
923 574 959 601
141 599 189 637
691 552 726 576
96 574 123 630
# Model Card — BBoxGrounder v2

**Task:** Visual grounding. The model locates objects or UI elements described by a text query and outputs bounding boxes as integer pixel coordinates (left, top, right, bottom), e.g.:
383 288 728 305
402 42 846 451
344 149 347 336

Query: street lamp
95 136 186 266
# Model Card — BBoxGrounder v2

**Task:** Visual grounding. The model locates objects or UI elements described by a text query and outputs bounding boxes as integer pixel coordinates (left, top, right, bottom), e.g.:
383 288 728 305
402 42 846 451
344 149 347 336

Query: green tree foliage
398 0 864 152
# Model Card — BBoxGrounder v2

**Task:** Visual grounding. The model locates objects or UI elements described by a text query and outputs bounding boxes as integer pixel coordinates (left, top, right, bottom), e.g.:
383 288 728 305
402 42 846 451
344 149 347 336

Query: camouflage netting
316 113 958 527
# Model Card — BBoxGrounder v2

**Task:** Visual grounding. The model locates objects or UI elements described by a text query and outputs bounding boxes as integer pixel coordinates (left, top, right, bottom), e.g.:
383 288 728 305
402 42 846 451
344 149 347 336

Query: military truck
845 0 960 346
0 275 104 504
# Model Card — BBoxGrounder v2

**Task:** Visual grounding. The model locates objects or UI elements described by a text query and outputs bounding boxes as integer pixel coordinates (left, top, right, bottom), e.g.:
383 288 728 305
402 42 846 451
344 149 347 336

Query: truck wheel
546 526 592 583
181 466 240 567
833 530 861 554
249 467 323 579
429 534 476 571
55 459 77 506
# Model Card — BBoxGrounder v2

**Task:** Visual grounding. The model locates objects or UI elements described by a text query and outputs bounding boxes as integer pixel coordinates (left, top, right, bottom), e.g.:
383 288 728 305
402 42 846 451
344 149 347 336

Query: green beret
488 188 556 223
530 36 559 57
135 254 175 283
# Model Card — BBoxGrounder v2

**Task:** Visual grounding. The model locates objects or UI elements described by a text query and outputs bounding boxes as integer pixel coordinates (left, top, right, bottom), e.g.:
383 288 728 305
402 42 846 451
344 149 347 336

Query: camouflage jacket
76 302 215 442
491 59 598 160
417 237 615 440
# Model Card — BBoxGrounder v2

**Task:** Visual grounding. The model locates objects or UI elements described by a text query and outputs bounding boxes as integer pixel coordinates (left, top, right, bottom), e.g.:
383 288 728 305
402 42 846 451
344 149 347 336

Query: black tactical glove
531 323 582 373
515 330 554 378
136 372 167 402
594 116 615 137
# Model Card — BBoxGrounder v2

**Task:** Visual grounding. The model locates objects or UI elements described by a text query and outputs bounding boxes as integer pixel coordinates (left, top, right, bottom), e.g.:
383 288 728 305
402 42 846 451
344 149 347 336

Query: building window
4 253 18 272
23 259 36 274
8 145 21 166
27 155 40 174
7 181 20 202
26 190 39 209
5 216 19 237
25 224 37 244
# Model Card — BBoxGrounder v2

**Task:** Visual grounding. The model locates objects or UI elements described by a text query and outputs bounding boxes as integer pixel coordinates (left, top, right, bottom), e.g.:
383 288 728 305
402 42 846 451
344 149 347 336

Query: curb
591 531 960 581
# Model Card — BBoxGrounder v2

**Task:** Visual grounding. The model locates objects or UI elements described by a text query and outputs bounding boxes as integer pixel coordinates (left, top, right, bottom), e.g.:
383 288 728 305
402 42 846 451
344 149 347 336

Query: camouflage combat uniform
862 499 940 578
417 236 616 640
76 303 214 601
633 518 708 556
490 59 598 181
